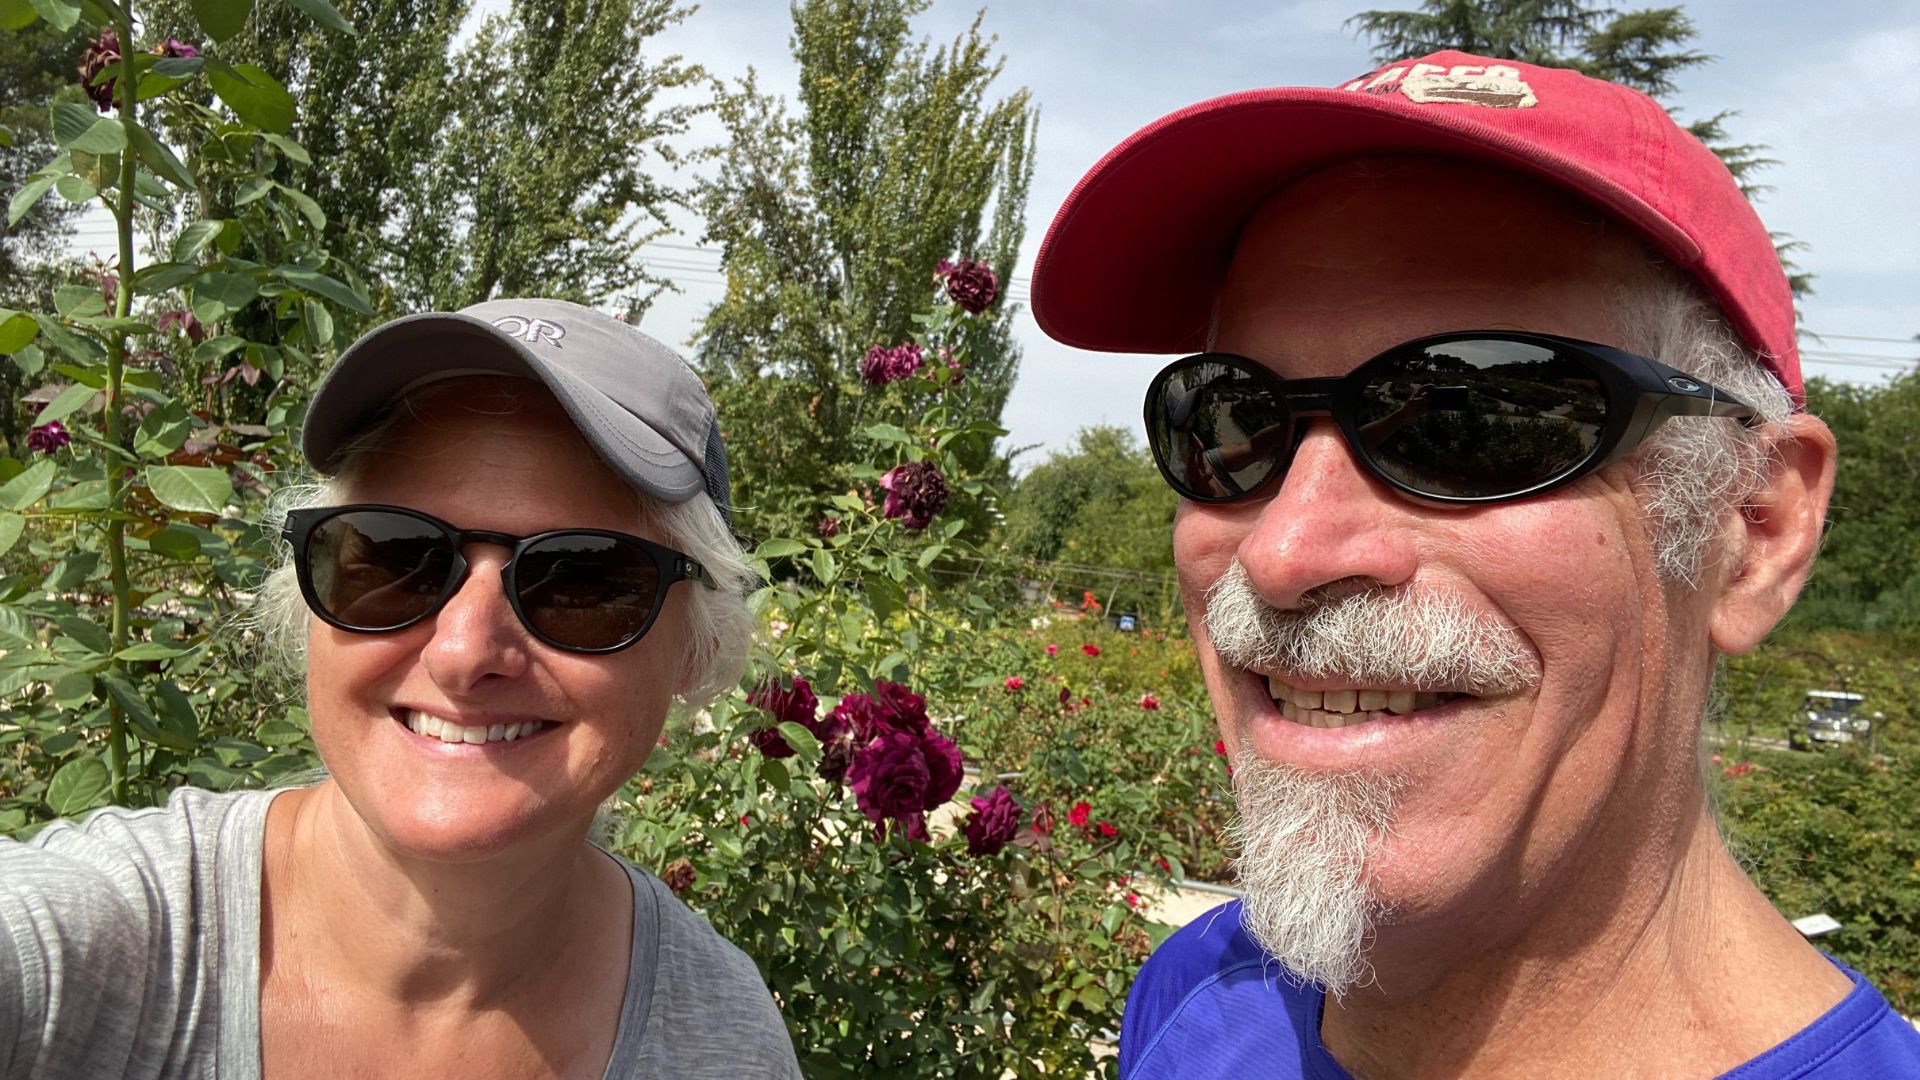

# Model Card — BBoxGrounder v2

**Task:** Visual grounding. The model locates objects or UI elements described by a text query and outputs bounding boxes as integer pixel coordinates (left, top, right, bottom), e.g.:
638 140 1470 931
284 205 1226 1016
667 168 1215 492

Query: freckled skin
1178 157 1847 1077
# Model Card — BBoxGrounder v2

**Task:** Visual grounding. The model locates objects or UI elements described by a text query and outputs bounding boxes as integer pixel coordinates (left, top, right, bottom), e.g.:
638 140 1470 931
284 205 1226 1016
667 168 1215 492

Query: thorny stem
103 12 141 802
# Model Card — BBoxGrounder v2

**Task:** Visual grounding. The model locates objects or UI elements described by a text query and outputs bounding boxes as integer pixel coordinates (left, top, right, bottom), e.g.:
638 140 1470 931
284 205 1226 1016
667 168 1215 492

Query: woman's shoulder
607 858 802 1078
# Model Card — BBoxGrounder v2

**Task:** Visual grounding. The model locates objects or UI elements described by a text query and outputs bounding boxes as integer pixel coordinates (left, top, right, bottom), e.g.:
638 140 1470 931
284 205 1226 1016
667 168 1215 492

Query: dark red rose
77 29 121 112
936 259 999 315
152 38 199 59
747 676 818 758
962 785 1021 857
879 460 948 530
27 422 71 454
660 858 696 895
847 728 964 823
1096 820 1117 839
817 516 840 539
873 680 929 735
860 342 923 386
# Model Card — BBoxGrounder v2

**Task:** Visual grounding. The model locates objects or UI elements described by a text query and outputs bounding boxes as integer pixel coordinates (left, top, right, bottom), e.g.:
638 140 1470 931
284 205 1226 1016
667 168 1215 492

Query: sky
54 1 1920 467
632 0 1920 469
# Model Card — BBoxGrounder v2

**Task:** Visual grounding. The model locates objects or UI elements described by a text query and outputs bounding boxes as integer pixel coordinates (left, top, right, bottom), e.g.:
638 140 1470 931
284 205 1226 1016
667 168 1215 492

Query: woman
0 300 801 1078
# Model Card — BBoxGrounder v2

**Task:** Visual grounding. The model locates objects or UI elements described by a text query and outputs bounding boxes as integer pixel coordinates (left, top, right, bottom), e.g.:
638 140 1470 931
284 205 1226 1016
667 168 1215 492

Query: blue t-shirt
1121 901 1920 1079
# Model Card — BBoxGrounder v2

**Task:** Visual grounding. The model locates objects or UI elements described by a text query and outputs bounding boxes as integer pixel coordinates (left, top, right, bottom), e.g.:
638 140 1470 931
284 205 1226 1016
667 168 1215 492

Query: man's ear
1709 413 1837 655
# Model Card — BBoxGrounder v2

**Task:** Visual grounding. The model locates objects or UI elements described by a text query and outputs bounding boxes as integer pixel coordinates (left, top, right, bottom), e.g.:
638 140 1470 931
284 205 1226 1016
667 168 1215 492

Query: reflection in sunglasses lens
309 512 455 629
1354 340 1605 498
515 536 659 650
1152 361 1291 500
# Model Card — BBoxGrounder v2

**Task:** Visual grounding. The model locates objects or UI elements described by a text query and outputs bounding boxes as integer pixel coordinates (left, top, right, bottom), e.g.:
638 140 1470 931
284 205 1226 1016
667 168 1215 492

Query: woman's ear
1709 413 1837 655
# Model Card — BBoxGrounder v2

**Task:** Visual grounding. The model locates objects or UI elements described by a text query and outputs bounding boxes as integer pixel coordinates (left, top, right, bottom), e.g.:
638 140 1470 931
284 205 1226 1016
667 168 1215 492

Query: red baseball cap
1031 50 1802 403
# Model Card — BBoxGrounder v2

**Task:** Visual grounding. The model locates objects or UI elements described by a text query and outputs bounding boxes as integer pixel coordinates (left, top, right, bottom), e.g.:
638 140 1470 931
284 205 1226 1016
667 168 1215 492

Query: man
1032 52 1920 1078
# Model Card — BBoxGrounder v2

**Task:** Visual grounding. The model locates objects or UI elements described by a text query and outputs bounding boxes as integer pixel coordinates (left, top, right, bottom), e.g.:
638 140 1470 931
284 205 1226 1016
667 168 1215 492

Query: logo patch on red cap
1340 62 1538 109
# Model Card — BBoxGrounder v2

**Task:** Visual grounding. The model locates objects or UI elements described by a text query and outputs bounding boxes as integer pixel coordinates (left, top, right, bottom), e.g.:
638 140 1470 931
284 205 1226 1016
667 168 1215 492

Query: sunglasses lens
306 510 457 629
513 535 661 650
1353 339 1607 499
1148 359 1293 500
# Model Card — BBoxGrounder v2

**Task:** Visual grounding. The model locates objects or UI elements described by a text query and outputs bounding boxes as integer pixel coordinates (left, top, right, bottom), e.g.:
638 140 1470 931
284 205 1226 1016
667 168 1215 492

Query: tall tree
1346 0 1809 295
1002 425 1180 612
145 0 700 321
694 0 1035 537
0 22 82 295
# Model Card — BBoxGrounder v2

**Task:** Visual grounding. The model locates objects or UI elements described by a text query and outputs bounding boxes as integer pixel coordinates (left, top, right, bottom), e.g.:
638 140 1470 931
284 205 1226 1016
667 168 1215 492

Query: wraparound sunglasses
1145 330 1759 506
282 504 712 654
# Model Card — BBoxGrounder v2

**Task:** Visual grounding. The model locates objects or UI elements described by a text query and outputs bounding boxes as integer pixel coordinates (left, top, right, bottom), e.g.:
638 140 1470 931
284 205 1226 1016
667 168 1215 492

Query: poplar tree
1346 0 1809 295
694 0 1036 537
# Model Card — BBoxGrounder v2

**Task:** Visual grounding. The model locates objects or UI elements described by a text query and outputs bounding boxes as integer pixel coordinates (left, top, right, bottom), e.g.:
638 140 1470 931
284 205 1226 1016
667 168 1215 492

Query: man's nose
1235 420 1419 609
422 549 531 691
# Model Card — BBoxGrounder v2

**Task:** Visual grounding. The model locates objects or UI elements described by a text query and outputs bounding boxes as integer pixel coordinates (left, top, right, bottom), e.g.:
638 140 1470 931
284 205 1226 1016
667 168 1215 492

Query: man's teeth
405 711 549 744
1265 676 1455 728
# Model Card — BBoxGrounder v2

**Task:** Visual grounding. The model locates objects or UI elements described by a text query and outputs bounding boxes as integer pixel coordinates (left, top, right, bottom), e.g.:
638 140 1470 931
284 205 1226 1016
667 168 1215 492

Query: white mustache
1203 561 1541 695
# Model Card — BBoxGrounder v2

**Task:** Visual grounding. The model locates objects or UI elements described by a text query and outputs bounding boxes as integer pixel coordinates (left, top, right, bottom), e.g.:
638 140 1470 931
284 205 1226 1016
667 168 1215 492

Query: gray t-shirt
0 787 801 1079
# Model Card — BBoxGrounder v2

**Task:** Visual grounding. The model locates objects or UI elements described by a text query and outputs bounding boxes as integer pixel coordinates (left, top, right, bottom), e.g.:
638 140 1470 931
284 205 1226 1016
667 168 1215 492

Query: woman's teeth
1266 676 1458 729
405 711 549 745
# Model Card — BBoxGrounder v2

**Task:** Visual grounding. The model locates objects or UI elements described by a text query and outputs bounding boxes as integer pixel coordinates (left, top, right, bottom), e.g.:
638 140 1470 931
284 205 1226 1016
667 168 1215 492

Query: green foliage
1793 371 1920 632
696 0 1035 540
625 286 1155 1076
0 0 354 824
1003 425 1180 617
1345 0 1808 295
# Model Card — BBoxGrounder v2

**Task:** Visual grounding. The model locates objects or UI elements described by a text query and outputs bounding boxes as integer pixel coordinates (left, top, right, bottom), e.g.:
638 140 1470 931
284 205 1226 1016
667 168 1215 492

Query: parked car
1799 690 1871 747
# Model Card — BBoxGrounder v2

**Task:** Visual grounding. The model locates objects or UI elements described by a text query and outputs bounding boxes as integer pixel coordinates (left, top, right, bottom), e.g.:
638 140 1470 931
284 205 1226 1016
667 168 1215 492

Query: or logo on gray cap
490 314 567 347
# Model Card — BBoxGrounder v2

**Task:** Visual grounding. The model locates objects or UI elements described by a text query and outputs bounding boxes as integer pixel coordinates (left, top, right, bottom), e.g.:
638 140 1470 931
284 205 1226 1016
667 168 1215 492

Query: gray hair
248 386 756 709
1610 269 1794 586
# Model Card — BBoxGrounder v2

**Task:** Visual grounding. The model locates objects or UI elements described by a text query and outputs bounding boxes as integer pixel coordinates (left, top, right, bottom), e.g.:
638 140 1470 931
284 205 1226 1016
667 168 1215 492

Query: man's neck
1320 808 1853 1080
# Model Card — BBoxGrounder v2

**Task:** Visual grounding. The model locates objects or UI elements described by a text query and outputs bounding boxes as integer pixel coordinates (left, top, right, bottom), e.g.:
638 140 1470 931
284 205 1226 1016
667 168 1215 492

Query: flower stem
102 12 141 804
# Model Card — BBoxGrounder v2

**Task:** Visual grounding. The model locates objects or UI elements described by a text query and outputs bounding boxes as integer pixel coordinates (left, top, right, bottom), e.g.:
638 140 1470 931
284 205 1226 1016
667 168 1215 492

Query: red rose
1097 820 1117 839
1082 644 1100 657
1004 676 1024 691
1068 801 1091 828
962 785 1021 857
936 258 999 314
1140 694 1160 710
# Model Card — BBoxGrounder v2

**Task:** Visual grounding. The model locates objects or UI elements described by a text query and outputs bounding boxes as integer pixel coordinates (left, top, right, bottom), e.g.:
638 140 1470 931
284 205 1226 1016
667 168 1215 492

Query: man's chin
1231 745 1401 998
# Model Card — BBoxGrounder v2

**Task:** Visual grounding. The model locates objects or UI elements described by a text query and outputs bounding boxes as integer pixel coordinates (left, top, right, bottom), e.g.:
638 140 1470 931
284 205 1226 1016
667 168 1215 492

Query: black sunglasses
281 504 711 654
1145 330 1759 506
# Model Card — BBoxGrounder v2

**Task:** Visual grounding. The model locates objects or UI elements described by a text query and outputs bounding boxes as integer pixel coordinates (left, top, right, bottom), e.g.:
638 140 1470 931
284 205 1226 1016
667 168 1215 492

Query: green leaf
234 176 270 206
7 175 54 226
55 615 111 655
190 334 245 366
0 514 23 557
127 123 194 189
0 308 40 353
117 642 185 660
0 0 40 29
26 0 77 30
774 721 820 760
286 0 352 32
33 382 98 426
51 102 112 151
810 547 837 586
31 315 102 362
274 266 372 315
45 756 111 816
145 465 231 514
191 0 253 41
754 538 808 559
153 680 200 749
256 718 306 746
52 174 95 205
190 271 257 323
863 423 914 445
277 184 325 230
151 56 204 77
133 262 202 293
171 220 225 263
205 61 294 133
146 524 201 560
259 133 310 165
53 284 106 318
0 459 55 510
134 400 193 458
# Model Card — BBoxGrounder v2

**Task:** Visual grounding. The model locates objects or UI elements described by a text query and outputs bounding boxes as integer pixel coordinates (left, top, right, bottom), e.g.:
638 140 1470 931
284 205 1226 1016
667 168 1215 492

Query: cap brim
1032 86 1703 355
301 312 703 502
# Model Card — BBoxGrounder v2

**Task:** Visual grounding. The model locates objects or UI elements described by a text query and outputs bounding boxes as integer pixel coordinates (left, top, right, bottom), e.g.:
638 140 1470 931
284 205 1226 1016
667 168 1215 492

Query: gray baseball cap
301 298 731 528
